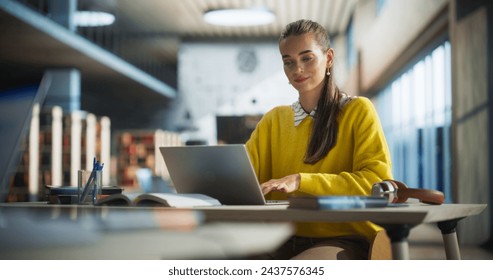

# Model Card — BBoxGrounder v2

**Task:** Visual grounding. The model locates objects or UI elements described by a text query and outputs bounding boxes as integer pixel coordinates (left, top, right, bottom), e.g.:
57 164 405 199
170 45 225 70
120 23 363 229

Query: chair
368 229 392 260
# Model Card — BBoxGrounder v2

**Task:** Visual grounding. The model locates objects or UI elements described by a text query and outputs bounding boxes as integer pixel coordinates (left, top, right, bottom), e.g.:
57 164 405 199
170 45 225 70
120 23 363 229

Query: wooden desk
192 203 487 260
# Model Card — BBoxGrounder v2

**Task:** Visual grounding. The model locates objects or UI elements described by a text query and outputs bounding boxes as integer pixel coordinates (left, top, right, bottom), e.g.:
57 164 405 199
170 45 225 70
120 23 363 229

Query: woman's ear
326 48 335 68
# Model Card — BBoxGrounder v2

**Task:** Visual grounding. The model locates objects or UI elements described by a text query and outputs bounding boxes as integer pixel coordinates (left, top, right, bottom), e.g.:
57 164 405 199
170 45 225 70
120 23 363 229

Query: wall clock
236 48 257 73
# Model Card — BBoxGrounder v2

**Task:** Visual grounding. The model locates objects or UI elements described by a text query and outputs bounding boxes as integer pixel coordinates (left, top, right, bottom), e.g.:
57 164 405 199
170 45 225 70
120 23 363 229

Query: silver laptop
159 144 286 205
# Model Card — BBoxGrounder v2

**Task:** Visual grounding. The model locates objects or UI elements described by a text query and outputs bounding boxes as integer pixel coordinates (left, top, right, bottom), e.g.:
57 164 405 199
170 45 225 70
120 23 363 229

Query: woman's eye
302 56 313 62
283 61 293 67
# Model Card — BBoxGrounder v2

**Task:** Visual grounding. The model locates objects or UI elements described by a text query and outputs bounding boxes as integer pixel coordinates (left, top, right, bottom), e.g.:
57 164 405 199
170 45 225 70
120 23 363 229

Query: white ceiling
82 0 358 63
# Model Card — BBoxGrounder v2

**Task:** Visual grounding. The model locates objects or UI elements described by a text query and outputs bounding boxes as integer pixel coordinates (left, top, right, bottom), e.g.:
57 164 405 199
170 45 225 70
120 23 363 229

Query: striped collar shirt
291 94 351 127
291 101 316 127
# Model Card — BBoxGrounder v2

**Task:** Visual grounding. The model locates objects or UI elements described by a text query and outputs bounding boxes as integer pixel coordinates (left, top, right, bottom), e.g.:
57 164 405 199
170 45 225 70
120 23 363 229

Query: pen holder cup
77 169 103 205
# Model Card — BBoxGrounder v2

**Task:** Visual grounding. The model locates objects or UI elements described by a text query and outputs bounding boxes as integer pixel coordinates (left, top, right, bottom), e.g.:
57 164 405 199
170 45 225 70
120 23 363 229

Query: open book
96 192 221 207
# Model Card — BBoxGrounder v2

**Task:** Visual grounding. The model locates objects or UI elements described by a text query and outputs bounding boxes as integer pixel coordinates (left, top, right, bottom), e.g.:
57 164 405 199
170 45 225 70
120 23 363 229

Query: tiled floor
408 224 493 260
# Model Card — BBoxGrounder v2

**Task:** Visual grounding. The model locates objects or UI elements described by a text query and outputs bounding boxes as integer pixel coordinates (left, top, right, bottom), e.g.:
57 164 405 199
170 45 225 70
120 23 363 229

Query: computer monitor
0 73 51 202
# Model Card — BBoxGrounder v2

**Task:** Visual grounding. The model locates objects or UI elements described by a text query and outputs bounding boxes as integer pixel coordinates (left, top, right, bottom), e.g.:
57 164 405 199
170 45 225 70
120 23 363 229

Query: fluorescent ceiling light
74 11 115 27
204 8 275 26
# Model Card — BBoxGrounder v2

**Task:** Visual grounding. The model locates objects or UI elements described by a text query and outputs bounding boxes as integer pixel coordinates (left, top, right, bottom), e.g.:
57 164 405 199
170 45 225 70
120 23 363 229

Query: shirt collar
291 100 316 127
291 94 351 127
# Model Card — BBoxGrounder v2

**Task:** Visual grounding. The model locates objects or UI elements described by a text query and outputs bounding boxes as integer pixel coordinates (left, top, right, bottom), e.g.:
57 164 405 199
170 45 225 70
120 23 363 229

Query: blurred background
0 0 492 256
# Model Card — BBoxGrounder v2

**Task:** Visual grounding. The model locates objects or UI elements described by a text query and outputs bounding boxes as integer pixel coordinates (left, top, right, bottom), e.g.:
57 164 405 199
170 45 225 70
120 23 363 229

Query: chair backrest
368 229 392 260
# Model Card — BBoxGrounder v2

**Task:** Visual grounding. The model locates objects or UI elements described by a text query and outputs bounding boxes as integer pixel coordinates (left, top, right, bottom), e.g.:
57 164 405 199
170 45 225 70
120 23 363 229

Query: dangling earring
326 69 330 76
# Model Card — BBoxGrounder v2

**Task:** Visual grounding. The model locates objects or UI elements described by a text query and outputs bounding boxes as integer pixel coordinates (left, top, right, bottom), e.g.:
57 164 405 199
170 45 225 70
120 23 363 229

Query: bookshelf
114 129 182 189
8 105 184 201
7 106 111 202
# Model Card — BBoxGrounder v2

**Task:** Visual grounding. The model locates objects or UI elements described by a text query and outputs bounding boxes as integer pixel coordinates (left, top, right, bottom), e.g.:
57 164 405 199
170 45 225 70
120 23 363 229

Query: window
346 17 357 69
373 41 452 201
376 0 387 16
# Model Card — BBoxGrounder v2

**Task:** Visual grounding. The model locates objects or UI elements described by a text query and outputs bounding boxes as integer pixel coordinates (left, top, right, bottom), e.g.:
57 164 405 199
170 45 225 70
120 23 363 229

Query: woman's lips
294 76 309 83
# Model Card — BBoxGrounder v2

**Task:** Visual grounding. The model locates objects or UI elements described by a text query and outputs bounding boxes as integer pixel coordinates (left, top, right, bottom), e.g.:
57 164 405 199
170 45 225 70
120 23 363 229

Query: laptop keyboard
266 200 289 205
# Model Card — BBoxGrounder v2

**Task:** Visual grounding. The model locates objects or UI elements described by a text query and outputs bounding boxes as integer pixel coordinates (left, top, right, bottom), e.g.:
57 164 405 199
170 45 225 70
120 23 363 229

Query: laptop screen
0 73 51 202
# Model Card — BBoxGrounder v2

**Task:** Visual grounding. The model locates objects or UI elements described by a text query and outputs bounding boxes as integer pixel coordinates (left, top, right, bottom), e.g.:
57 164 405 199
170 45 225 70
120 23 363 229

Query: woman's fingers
261 176 298 194
261 182 278 195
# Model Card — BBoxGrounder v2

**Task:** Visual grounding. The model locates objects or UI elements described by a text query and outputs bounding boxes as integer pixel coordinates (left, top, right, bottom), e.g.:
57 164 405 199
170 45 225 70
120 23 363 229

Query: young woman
245 19 393 259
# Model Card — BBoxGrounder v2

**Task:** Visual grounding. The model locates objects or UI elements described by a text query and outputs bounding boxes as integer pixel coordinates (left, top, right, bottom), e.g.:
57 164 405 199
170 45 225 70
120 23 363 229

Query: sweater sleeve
298 98 393 196
245 121 261 177
245 110 274 183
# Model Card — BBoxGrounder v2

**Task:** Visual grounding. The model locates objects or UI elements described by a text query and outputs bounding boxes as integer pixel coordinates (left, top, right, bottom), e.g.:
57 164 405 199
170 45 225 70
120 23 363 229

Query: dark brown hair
280 19 345 164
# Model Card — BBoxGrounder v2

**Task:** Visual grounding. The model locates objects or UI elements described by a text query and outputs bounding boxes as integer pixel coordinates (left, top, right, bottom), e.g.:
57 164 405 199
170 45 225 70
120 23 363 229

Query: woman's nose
294 63 303 73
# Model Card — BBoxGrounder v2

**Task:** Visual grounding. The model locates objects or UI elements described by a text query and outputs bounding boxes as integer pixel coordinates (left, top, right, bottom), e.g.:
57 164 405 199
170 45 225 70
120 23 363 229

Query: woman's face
279 33 333 95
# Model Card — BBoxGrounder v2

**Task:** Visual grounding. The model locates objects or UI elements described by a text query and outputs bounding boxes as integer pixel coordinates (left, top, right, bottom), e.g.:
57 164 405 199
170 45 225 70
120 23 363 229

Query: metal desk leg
383 224 412 260
437 219 461 260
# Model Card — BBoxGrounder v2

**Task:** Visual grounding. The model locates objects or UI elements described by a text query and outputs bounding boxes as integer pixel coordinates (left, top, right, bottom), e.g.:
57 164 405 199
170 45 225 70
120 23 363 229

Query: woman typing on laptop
245 19 393 260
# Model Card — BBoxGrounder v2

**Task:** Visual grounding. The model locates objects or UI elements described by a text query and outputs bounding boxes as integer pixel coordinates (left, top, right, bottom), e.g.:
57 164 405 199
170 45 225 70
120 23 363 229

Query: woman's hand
260 174 301 195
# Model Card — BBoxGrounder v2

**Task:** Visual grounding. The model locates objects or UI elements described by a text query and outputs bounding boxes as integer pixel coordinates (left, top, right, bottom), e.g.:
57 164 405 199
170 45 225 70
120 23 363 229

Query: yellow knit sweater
245 97 393 240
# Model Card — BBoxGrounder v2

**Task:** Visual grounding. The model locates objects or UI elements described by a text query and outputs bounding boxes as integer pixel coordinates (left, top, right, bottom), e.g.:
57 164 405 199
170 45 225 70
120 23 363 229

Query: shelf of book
114 129 182 190
7 106 111 202
7 105 182 202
